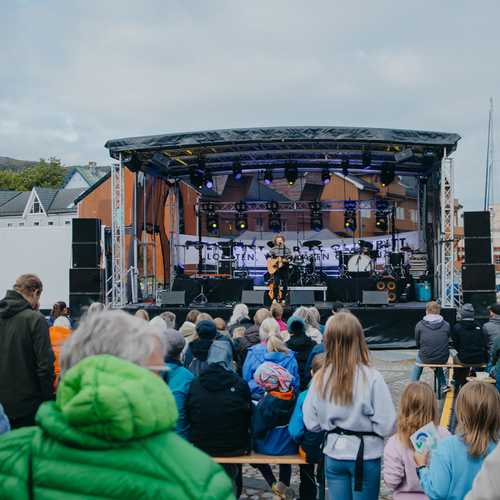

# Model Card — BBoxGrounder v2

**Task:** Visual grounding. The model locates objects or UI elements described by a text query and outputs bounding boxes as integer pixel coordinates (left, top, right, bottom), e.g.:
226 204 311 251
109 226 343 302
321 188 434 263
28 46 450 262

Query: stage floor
124 301 457 349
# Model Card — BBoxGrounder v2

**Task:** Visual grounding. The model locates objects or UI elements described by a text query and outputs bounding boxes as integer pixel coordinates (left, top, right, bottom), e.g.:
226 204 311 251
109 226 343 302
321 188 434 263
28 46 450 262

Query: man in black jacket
0 274 54 428
186 360 252 497
286 316 316 390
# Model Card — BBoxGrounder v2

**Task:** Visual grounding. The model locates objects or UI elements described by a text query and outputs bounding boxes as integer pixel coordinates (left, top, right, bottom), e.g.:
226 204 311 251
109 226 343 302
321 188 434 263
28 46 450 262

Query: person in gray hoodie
410 301 450 391
303 312 396 499
483 303 500 364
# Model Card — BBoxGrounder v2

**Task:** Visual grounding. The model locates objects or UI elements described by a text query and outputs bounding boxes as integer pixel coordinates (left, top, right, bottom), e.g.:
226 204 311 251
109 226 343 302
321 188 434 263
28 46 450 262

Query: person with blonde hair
303 312 396 499
134 309 150 321
242 317 299 399
384 382 450 499
227 303 252 334
416 381 500 500
0 274 54 429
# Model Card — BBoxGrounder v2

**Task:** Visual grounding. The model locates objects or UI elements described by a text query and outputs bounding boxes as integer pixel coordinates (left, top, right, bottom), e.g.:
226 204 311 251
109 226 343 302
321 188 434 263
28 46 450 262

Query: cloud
1 0 499 208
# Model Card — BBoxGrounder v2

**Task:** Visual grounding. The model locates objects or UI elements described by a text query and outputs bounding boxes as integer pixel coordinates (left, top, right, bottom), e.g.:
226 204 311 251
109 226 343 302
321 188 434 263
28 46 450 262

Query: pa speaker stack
70 218 103 316
462 211 496 317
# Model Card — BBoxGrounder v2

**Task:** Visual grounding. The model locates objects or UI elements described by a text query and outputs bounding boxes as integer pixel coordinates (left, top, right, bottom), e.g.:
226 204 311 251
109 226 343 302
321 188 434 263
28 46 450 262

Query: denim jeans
410 353 447 389
325 457 381 500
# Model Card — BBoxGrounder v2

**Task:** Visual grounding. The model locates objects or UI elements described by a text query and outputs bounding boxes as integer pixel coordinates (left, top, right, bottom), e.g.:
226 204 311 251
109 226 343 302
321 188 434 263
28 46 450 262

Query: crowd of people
0 273 499 499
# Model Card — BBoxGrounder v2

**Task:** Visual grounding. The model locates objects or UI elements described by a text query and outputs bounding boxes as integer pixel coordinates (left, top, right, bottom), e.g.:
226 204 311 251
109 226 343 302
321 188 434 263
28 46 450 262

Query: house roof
0 187 84 216
246 177 289 202
73 171 111 205
63 165 110 187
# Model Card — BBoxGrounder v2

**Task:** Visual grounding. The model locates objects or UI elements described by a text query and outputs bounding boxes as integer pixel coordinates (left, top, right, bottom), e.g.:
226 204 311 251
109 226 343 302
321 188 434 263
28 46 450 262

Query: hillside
0 156 38 171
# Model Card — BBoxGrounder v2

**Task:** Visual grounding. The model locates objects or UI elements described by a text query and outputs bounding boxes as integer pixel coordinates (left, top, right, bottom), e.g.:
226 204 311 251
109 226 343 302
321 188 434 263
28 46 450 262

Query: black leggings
253 464 292 487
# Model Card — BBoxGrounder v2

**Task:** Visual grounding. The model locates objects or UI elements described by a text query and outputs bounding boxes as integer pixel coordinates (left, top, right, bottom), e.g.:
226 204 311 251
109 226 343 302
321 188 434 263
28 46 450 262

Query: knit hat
179 321 197 342
287 315 306 335
196 320 218 340
460 303 475 321
254 362 293 392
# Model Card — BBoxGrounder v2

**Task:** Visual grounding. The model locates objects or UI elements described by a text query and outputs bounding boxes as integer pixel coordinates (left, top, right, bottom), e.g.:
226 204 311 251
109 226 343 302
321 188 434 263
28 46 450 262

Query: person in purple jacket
242 317 300 399
384 382 450 499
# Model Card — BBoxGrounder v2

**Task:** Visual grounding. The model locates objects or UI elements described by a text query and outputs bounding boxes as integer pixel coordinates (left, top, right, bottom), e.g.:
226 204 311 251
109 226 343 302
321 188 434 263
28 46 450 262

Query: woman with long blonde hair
303 312 396 499
384 382 450 499
416 381 500 500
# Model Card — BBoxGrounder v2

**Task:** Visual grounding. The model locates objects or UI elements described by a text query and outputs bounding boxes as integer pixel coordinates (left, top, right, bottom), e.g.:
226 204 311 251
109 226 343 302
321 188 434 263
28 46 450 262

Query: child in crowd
384 381 450 499
49 316 72 387
303 312 396 500
416 381 500 500
252 362 297 499
289 353 326 500
270 302 288 332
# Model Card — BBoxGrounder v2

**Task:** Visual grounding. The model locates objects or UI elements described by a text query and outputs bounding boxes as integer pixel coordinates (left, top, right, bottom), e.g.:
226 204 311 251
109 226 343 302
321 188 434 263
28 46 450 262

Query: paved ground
238 349 435 499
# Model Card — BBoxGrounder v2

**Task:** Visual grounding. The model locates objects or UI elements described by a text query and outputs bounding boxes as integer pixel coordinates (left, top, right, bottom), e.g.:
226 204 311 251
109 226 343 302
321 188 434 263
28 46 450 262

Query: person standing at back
286 315 316 391
483 303 500 366
303 312 396 500
0 274 54 429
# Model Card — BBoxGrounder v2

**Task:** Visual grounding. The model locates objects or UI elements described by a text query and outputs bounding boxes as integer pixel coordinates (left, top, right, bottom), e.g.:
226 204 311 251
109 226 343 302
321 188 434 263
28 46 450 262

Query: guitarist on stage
267 234 291 303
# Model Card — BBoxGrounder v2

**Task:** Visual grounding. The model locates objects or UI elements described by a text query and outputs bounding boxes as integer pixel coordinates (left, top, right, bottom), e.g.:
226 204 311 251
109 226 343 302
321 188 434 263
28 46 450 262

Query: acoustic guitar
267 255 289 275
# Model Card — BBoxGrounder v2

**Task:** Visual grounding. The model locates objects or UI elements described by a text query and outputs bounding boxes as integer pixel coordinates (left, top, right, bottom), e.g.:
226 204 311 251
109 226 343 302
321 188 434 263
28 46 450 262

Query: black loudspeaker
69 293 102 317
241 290 265 305
462 264 496 291
462 292 497 318
72 243 101 268
289 290 315 306
464 212 490 238
464 238 492 264
70 268 102 294
157 291 185 306
72 218 101 243
362 290 389 305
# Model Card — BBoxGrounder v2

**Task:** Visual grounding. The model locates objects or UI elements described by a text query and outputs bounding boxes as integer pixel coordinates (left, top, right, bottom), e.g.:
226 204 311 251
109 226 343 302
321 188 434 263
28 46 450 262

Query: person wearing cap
452 303 489 388
286 315 316 391
483 303 500 364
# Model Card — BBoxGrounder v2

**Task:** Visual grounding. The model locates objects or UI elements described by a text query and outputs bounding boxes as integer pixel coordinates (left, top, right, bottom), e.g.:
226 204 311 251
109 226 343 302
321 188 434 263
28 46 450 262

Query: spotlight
321 167 331 185
235 201 248 231
380 163 395 187
285 163 298 185
189 165 204 190
205 204 219 234
341 157 349 176
232 160 243 181
375 198 389 232
266 201 281 232
344 199 357 232
203 170 214 189
310 201 323 232
362 151 371 168
264 167 273 185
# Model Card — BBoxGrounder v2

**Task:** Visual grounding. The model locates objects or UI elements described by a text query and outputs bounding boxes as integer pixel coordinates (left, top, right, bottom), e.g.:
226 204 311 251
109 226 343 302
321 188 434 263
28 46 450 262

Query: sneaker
272 481 294 499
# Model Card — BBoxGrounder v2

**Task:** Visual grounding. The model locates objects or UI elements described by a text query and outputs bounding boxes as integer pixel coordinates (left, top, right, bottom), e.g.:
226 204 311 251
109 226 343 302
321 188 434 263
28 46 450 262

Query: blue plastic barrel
416 282 431 302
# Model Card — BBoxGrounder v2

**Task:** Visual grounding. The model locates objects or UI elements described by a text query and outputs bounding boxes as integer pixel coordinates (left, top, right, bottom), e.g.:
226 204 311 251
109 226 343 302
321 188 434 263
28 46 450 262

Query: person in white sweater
303 312 396 500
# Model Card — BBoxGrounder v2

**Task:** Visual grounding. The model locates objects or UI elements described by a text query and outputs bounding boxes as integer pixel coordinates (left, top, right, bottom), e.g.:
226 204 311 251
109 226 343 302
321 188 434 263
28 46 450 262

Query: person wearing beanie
286 316 316 391
452 303 489 388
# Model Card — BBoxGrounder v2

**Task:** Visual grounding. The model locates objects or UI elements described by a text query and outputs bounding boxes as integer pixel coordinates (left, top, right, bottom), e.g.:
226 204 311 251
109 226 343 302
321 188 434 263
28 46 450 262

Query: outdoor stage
123 301 457 349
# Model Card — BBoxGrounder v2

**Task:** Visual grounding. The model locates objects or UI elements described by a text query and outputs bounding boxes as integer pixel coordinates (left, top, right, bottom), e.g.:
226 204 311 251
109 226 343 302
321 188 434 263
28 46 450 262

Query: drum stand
192 279 208 305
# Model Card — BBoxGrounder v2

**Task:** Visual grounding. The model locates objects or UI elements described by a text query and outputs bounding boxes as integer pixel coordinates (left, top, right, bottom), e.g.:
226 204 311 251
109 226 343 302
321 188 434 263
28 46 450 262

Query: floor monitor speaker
289 290 315 306
362 290 389 305
157 291 186 306
241 290 265 305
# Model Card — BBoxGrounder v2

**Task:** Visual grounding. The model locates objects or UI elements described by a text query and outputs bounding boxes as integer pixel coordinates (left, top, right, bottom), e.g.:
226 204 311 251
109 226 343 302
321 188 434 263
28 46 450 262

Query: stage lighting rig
375 198 389 232
310 201 323 232
235 201 248 231
232 160 243 181
205 203 219 234
285 163 298 185
341 157 349 176
266 201 281 232
344 199 357 232
321 167 331 185
380 162 395 187
189 165 204 190
203 170 214 189
264 167 273 185
362 151 372 168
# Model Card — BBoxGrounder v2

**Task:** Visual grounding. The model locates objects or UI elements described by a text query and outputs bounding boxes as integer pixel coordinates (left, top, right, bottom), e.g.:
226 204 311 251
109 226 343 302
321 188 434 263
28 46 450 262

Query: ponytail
266 333 289 354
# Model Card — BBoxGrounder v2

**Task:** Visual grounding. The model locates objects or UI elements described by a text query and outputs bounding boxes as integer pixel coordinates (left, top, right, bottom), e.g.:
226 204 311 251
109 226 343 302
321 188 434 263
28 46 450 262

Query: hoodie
482 316 500 360
286 316 316 390
415 314 450 364
186 363 252 456
452 320 489 365
0 290 54 419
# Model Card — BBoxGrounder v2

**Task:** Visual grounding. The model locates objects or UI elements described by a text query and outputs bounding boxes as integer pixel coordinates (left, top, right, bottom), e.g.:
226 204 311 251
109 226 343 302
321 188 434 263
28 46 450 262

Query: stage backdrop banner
175 231 420 270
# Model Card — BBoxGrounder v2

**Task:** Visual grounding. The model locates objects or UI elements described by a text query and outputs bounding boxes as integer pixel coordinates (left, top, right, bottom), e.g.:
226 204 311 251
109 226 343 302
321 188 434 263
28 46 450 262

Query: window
410 209 418 223
19 222 24 227
65 220 71 225
7 223 13 227
396 207 405 220
495 255 500 265
30 198 43 214
34 221 40 226
48 221 54 226
361 208 371 219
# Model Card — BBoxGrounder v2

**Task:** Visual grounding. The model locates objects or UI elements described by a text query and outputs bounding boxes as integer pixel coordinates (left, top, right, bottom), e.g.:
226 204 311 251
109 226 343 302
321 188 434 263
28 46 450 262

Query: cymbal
303 240 322 248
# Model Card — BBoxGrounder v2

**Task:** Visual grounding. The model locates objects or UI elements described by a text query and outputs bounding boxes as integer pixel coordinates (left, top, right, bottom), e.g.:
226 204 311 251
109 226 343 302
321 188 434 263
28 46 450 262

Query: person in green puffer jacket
0 310 235 500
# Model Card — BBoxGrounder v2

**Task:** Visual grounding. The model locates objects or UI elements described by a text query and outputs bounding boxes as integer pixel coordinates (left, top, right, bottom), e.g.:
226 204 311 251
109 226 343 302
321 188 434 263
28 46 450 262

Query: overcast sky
1 1 499 209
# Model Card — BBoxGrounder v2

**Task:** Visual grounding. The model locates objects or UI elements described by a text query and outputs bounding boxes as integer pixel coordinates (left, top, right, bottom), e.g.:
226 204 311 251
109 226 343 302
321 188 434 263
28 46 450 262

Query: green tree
0 158 65 191
0 170 24 190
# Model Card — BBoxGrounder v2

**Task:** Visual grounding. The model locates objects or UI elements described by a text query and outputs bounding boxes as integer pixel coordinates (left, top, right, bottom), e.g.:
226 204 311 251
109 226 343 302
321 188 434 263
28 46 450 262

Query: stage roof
104 126 461 179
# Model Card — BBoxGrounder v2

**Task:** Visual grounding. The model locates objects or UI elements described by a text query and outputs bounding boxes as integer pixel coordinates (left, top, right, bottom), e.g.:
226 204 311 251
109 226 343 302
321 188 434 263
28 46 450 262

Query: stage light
341 157 349 176
321 167 331 185
310 201 323 232
189 165 204 190
205 204 219 234
285 163 298 185
122 152 142 172
344 199 357 232
266 200 281 232
380 163 395 187
264 168 273 185
362 151 372 168
203 170 214 189
235 201 248 231
375 198 389 232
232 160 243 181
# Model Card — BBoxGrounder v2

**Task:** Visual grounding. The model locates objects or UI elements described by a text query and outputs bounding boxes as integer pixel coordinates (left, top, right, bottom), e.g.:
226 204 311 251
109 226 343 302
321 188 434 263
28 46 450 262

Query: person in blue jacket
161 327 194 440
243 317 299 399
0 402 10 435
289 353 325 500
415 381 500 500
252 362 297 499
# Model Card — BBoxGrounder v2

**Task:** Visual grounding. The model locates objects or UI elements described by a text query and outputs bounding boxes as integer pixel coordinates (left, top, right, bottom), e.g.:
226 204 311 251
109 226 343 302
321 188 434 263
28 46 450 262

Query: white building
0 187 85 228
